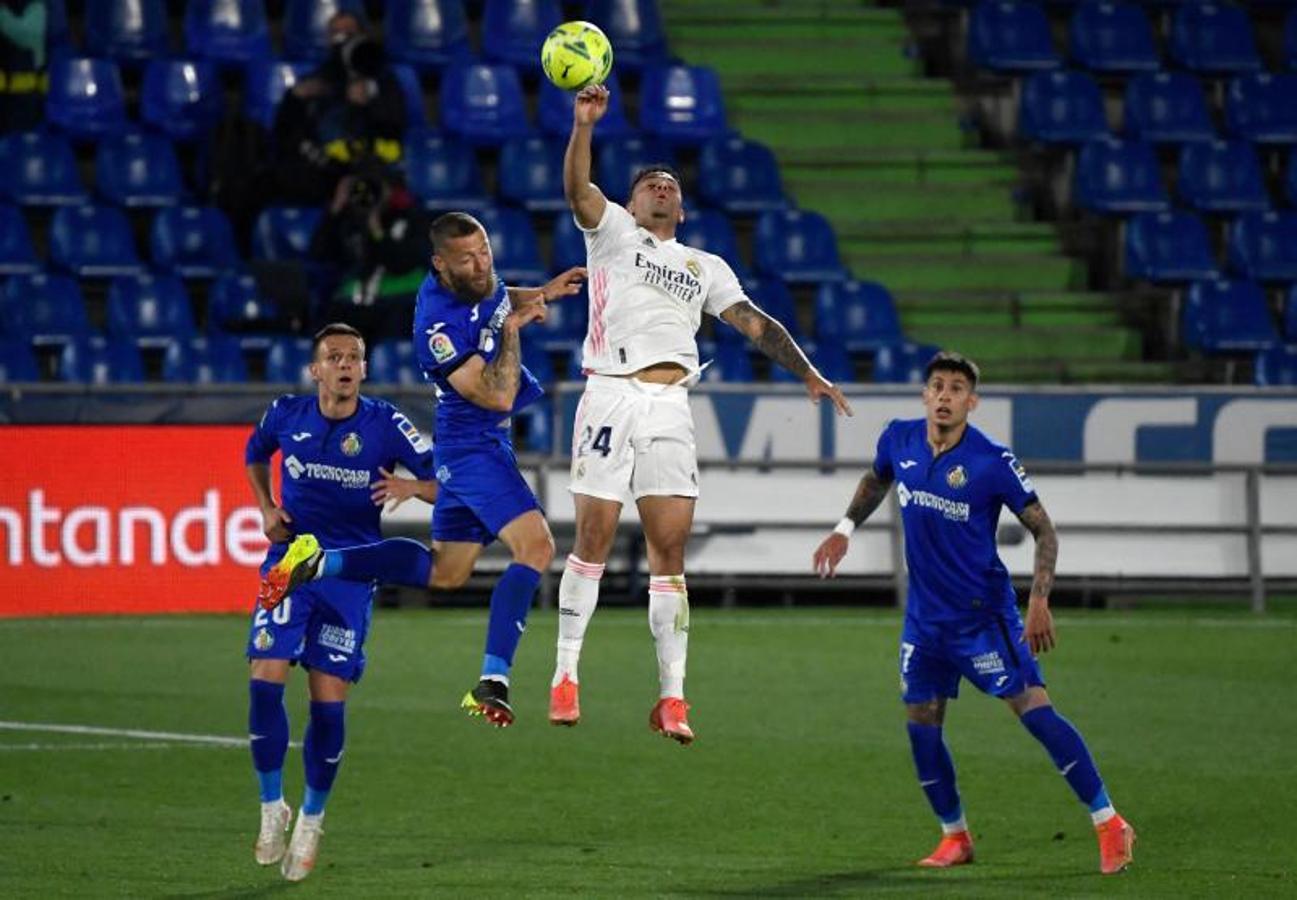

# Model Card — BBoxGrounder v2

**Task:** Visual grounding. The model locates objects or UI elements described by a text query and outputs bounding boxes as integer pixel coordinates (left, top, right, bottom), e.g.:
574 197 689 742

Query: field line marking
0 721 251 747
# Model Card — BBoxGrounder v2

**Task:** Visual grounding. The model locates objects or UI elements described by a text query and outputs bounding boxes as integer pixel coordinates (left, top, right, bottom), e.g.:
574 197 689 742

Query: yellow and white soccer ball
540 21 613 91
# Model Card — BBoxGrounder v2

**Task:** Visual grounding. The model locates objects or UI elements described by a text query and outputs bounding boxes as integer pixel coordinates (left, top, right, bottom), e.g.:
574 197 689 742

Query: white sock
553 555 604 687
941 816 969 836
648 574 689 699
1091 805 1117 826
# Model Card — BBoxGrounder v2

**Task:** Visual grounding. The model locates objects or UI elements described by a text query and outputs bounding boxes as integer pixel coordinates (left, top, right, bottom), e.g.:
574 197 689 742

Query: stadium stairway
661 0 1172 382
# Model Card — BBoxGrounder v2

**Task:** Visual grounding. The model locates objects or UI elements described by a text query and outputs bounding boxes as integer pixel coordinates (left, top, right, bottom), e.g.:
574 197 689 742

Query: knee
514 531 555 572
574 521 615 562
430 566 471 590
906 700 945 727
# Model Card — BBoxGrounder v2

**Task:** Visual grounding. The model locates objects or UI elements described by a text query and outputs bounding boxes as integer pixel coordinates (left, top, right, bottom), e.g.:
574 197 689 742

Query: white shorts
569 374 699 501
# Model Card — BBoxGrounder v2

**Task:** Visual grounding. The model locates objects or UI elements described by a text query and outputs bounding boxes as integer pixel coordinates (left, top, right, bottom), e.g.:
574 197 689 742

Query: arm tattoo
1016 501 1058 599
480 325 521 402
845 468 892 526
723 301 812 378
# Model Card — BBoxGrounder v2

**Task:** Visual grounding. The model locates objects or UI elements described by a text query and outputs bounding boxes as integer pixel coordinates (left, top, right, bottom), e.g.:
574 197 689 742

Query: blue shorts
245 577 374 683
899 611 1045 704
432 437 542 545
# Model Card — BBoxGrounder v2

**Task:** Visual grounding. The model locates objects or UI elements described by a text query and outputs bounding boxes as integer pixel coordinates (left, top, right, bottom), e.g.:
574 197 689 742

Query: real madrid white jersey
579 203 748 375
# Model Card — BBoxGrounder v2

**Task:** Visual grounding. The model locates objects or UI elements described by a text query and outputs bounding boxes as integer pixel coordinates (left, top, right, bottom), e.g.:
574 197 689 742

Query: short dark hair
628 164 682 197
923 350 979 389
430 211 485 255
312 322 365 358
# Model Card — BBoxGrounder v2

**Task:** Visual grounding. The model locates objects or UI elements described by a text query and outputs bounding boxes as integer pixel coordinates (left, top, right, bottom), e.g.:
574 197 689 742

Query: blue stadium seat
46 0 70 53
770 339 853 384
95 132 185 208
697 341 755 383
439 64 531 146
498 136 568 212
150 206 241 278
0 339 40 382
1073 136 1168 214
184 0 272 67
1169 2 1261 75
163 336 249 383
872 341 942 384
367 339 422 385
0 273 93 344
0 206 39 275
244 59 316 130
284 0 368 61
391 64 428 130
520 338 556 384
676 210 747 276
208 272 282 333
745 277 803 339
1068 2 1158 74
537 76 633 139
515 397 554 452
87 0 169 64
251 206 322 261
474 207 546 284
585 0 669 70
1182 279 1278 352
1178 140 1269 214
1225 74 1297 146
50 205 144 277
1124 211 1219 283
968 0 1059 73
107 273 197 347
534 289 589 343
265 336 314 384
1286 8 1297 72
386 0 472 71
595 134 675 202
141 59 225 142
1123 72 1214 145
45 57 128 140
1254 344 1297 386
482 0 562 68
754 209 847 284
0 132 86 206
1228 211 1297 282
640 65 729 146
698 136 787 216
1285 285 1297 341
404 131 489 211
550 211 587 273
1287 150 1297 208
814 280 904 352
59 337 146 383
1018 70 1109 144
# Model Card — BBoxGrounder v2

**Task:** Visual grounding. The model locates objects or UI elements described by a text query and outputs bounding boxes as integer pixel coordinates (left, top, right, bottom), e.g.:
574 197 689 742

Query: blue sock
249 680 289 803
320 537 432 587
1021 706 1107 809
481 563 541 679
907 722 963 826
301 700 346 816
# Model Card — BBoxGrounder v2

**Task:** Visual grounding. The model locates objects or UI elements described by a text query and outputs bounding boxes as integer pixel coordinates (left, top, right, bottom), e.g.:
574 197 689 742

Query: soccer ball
540 21 613 91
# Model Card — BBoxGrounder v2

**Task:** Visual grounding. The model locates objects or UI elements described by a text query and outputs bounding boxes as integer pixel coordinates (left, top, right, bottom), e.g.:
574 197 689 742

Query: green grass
1 609 1294 897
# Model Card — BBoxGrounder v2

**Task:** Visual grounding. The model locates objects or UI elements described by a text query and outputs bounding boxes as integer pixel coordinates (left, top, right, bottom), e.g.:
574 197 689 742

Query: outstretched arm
445 305 546 412
812 468 893 578
564 85 610 228
720 301 853 416
506 267 587 307
1015 500 1059 654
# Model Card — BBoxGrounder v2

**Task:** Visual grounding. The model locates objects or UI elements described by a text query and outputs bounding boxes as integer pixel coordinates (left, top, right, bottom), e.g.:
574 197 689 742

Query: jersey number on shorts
578 425 613 458
254 597 293 627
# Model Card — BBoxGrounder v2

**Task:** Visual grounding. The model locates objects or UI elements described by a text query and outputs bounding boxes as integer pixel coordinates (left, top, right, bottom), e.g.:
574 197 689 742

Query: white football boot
280 812 324 882
254 799 292 865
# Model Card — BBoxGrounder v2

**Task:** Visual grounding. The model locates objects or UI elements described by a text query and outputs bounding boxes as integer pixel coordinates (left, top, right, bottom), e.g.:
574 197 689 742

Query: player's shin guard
906 722 966 831
482 563 541 680
1020 706 1113 822
648 575 689 698
249 680 289 803
319 538 433 587
301 701 346 816
553 555 604 686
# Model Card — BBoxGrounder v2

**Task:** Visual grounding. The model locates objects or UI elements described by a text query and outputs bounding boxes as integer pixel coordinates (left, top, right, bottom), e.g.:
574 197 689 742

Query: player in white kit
548 84 853 743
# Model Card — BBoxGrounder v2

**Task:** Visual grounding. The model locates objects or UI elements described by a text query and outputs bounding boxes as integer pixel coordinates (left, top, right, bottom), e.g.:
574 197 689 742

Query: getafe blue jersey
874 418 1039 622
413 274 543 445
245 394 435 564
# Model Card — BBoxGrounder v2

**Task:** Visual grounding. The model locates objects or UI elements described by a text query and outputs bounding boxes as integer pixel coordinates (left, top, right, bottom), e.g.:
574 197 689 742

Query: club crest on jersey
429 331 456 363
340 432 363 456
946 465 968 489
685 258 701 279
254 628 274 651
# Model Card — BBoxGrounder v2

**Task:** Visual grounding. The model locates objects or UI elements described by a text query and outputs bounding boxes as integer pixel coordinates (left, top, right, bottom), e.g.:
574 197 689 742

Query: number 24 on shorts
578 425 613 458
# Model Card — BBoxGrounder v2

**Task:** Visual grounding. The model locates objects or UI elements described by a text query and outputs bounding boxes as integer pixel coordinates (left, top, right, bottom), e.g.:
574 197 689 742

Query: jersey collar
636 227 678 247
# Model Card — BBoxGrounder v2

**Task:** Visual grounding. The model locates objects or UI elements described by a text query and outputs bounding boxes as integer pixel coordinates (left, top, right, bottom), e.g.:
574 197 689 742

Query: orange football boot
1096 814 1136 874
917 830 974 868
649 697 694 745
549 675 580 726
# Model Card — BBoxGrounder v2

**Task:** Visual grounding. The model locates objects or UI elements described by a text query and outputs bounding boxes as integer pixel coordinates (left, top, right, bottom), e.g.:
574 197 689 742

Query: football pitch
1 607 1293 898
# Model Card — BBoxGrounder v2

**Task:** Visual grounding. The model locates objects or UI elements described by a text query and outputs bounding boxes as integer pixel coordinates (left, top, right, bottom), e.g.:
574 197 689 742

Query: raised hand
574 84 610 126
542 266 587 302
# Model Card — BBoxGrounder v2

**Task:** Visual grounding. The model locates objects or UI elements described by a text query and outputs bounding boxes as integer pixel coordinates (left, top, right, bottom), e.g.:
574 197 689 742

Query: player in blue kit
244 323 438 882
259 212 586 728
811 351 1135 875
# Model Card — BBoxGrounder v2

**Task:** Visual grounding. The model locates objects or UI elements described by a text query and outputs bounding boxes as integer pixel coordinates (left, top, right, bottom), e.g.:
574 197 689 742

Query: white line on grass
0 721 274 748
0 742 238 752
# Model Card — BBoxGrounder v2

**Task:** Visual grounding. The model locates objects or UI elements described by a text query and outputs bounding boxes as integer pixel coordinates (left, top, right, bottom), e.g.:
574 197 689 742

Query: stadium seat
106 273 197 346
814 280 904 352
1018 70 1109 145
676 210 747 276
45 57 128 140
537 77 633 139
95 132 186 208
0 273 93 344
284 0 368 61
141 59 225 142
640 65 729 146
1225 74 1297 145
87 0 169 64
754 209 847 284
1073 136 1169 215
244 59 316 130
1124 211 1219 283
585 0 669 70
0 339 40 382
386 0 472 71
1168 2 1261 75
49 205 144 277
0 132 86 206
264 336 314 384
439 64 531 146
967 0 1060 73
534 288 589 343
550 210 587 273
498 136 568 212
474 207 546 284
698 136 787 216
251 206 322 261
1123 72 1214 145
0 206 39 275
1228 211 1297 282
1254 344 1297 386
520 338 556 384
207 272 282 333
745 277 803 340
162 336 249 383
1285 285 1297 341
391 64 428 130
184 0 272 67
1177 140 1269 214
367 339 422 385
697 340 755 383
150 206 241 278
872 341 942 384
1181 279 1278 352
515 397 554 452
59 336 146 383
595 134 675 203
482 0 562 68
770 339 853 384
46 0 70 52
404 131 489 211
1068 2 1159 74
